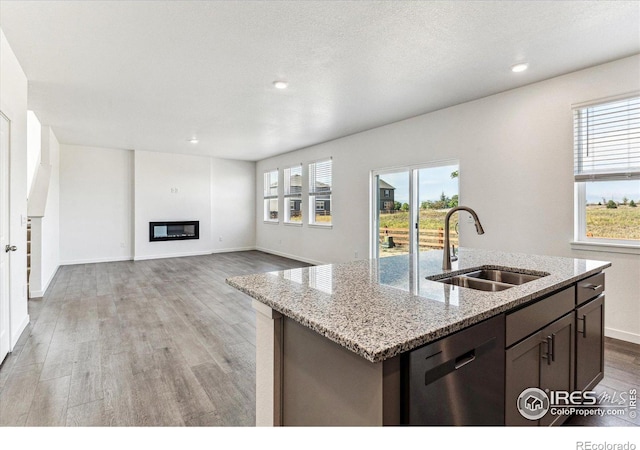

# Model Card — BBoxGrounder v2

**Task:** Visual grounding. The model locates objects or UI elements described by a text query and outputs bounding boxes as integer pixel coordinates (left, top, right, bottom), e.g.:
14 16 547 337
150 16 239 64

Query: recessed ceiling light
511 63 529 73
188 138 199 144
273 80 288 89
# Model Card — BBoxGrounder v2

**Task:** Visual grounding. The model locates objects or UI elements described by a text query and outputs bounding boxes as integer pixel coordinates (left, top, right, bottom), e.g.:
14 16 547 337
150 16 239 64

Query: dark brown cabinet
505 329 545 426
505 312 574 426
575 295 605 392
504 272 605 426
539 313 575 426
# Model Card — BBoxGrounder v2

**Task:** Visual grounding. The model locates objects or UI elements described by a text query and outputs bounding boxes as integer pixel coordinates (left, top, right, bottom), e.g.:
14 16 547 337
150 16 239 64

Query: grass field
379 209 449 230
377 206 640 241
586 205 640 240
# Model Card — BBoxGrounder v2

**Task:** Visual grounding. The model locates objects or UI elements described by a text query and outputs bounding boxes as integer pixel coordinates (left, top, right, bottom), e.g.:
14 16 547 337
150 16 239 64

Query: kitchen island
226 248 610 426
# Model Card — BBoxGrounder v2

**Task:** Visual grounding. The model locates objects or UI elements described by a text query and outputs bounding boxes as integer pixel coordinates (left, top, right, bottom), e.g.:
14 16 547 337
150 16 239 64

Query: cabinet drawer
506 287 575 347
576 272 605 306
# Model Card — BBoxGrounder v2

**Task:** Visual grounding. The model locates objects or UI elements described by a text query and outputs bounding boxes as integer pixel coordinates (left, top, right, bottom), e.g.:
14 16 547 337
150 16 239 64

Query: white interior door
0 112 10 364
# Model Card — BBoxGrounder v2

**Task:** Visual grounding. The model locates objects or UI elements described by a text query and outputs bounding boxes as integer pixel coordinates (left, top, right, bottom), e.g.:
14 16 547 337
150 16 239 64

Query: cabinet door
540 313 575 426
505 331 543 426
576 295 605 392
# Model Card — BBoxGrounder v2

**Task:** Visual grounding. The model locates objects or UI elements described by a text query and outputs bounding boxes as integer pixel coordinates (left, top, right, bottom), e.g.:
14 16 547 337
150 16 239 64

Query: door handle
4 245 17 252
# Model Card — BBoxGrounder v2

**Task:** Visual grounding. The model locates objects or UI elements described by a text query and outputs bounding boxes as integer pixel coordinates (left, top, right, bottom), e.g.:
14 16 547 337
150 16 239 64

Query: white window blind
263 169 278 222
284 165 302 223
309 159 332 195
263 170 278 197
574 96 640 181
309 159 332 226
284 165 302 197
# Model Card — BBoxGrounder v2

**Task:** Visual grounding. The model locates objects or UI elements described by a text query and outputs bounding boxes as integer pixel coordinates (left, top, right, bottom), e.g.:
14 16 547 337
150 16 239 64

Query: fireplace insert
149 221 199 242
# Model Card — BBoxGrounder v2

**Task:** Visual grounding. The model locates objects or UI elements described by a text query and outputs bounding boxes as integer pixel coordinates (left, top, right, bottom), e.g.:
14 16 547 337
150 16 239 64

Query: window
263 169 278 222
384 189 390 198
372 162 459 258
573 95 640 248
309 159 332 226
284 165 302 224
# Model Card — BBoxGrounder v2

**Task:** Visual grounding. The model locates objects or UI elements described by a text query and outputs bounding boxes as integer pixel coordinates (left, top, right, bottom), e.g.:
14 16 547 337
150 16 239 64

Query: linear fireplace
149 221 199 242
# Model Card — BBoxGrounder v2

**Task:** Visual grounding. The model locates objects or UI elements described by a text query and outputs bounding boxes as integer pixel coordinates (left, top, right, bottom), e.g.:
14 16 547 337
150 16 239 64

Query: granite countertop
226 248 610 363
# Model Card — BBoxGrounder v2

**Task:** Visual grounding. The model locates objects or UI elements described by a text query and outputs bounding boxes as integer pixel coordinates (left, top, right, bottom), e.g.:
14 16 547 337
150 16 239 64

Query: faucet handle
451 244 458 262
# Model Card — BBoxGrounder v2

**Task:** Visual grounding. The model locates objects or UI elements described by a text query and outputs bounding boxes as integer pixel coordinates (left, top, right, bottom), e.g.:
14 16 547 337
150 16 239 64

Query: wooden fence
379 227 458 250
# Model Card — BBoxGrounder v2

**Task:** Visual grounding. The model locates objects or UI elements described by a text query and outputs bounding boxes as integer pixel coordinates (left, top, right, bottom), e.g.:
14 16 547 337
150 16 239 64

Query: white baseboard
60 256 133 265
11 314 30 351
133 250 212 261
605 327 640 345
211 246 256 254
29 264 60 298
255 246 326 266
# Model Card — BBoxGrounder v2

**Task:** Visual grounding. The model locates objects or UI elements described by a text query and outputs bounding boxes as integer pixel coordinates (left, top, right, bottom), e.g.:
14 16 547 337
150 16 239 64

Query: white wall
256 55 640 343
60 145 134 264
30 127 60 297
26 110 41 194
134 150 213 260
211 158 256 253
58 148 255 263
0 29 29 347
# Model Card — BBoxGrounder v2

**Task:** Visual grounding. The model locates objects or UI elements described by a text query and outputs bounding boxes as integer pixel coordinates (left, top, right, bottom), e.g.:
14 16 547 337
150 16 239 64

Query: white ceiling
1 1 639 161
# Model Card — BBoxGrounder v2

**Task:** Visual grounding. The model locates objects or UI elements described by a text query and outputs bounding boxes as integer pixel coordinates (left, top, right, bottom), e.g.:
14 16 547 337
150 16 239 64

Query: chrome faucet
442 206 485 270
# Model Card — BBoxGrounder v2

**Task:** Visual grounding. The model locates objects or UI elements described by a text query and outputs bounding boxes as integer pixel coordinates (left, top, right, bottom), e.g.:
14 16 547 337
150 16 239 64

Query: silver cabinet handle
583 283 603 291
577 315 587 338
4 245 17 252
541 338 552 365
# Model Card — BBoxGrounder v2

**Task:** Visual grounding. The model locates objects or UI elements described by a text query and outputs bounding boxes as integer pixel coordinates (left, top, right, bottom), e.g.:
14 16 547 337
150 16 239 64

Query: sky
585 180 640 204
379 167 638 205
379 165 459 205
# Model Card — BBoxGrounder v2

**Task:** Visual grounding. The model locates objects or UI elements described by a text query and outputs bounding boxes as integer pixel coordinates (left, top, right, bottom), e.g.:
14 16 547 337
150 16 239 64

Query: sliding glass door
374 170 411 257
372 162 459 258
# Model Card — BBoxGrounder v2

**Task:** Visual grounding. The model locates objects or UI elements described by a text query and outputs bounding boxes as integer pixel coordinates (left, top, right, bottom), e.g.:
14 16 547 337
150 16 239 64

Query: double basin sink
428 268 548 292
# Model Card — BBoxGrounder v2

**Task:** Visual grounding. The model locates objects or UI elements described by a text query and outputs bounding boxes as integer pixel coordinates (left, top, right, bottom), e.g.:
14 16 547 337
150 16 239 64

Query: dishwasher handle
455 350 476 369
424 337 496 386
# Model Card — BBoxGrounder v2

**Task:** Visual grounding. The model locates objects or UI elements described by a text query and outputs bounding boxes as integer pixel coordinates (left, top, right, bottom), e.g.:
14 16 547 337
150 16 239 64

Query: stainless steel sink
439 276 512 292
428 267 548 291
463 269 542 285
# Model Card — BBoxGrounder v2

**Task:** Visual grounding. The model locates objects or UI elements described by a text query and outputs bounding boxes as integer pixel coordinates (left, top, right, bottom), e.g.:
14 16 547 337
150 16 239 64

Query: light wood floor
0 251 310 426
1 251 638 427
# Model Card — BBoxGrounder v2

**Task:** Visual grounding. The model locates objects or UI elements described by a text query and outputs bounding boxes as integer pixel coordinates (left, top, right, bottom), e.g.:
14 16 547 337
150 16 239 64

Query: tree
394 201 401 211
401 202 409 212
606 200 618 209
630 200 637 208
450 170 459 179
448 194 459 208
622 197 629 206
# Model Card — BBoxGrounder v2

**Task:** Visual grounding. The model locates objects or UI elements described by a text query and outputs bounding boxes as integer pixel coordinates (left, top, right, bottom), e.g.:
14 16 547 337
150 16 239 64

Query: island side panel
282 317 398 426
253 300 283 426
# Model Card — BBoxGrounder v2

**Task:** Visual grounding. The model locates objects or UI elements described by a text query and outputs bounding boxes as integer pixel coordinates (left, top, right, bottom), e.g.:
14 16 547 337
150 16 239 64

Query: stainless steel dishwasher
402 314 505 425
